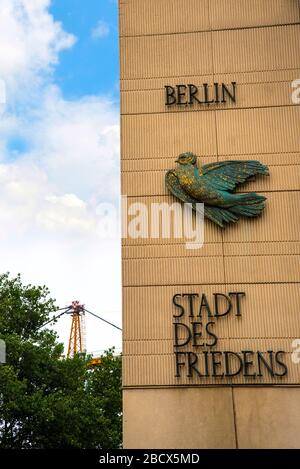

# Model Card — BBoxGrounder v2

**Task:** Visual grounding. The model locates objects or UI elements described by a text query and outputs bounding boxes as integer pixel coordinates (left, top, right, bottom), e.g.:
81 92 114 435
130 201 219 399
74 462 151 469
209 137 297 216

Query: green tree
0 273 122 448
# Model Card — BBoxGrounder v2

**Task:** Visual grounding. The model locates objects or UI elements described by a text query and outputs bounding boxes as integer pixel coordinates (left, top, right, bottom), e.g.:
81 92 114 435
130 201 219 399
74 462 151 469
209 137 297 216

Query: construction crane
39 302 122 367
66 301 102 366
67 301 86 358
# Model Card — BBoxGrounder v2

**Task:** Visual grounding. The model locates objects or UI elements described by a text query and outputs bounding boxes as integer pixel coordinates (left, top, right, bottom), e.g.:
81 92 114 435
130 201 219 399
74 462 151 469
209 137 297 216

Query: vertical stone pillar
119 0 300 448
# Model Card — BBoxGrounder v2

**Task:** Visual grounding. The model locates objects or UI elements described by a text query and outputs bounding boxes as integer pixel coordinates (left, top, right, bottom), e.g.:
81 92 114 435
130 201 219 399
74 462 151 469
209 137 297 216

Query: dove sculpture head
175 152 197 165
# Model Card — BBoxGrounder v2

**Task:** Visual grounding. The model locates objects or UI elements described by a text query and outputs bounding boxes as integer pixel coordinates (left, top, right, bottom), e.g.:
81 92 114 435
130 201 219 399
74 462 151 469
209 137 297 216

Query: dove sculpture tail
165 152 269 228
228 192 266 217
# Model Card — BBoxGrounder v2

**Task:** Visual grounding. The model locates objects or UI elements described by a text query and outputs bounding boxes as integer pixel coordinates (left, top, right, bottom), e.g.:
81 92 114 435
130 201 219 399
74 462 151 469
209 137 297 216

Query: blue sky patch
50 0 119 101
7 136 30 156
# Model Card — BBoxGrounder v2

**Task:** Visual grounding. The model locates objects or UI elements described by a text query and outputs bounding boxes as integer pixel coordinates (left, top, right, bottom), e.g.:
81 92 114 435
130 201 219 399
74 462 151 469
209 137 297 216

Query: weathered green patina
165 152 269 228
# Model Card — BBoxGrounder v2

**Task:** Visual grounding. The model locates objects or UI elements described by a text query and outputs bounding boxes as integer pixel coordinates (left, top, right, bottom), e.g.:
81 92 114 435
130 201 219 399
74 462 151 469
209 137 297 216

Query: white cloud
0 0 75 104
46 194 86 209
0 1 121 353
91 20 110 39
26 86 120 202
0 79 6 106
0 87 120 238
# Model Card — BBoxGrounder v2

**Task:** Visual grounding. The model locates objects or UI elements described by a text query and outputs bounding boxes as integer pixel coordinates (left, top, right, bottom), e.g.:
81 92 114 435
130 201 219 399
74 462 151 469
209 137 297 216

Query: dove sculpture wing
165 153 269 228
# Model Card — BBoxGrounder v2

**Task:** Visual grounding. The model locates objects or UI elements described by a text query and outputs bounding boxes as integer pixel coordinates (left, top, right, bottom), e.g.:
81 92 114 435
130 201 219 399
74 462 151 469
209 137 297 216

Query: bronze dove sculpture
165 153 269 228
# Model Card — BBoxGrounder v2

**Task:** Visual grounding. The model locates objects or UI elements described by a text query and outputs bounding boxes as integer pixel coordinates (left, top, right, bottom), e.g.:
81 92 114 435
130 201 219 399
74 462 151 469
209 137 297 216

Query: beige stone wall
120 0 300 448
123 387 300 449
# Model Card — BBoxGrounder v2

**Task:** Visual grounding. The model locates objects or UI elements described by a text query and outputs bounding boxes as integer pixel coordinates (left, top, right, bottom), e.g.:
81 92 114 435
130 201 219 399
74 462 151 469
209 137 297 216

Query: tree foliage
0 273 122 448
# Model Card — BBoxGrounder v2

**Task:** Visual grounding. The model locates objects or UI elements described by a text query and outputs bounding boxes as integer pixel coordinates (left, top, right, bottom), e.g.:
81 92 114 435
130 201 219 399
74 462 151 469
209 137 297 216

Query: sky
0 0 122 354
